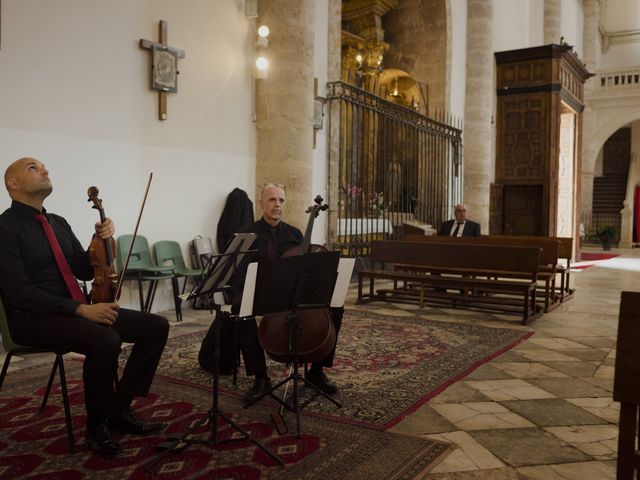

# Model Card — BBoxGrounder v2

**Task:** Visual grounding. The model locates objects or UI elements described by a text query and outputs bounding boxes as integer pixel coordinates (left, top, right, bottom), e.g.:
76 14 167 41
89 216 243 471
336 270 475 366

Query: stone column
544 0 562 45
463 0 493 232
255 0 315 230
580 0 600 226
327 0 341 244
582 0 599 72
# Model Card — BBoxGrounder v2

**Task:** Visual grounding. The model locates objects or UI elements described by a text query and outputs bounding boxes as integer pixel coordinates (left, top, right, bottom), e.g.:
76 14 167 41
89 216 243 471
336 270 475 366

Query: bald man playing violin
0 157 169 456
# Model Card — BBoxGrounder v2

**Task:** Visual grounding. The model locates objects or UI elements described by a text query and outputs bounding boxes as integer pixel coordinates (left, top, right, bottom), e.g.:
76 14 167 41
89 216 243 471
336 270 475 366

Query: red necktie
34 214 87 303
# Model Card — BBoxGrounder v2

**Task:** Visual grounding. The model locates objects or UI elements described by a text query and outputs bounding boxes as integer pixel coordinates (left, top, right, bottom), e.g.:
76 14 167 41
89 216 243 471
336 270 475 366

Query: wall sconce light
255 56 269 79
257 25 270 47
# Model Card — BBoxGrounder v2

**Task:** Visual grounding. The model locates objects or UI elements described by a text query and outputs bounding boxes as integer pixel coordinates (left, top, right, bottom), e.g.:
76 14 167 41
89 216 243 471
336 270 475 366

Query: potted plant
596 225 616 250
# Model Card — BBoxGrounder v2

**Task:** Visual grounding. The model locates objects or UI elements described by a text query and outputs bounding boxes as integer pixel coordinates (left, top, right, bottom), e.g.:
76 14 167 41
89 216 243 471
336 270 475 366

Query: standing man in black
0 157 169 456
234 183 343 402
438 203 481 237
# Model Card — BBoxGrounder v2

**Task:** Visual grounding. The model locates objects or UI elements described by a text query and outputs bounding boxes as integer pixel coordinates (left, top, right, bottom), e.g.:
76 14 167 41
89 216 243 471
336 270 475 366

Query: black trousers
236 306 344 377
8 308 169 425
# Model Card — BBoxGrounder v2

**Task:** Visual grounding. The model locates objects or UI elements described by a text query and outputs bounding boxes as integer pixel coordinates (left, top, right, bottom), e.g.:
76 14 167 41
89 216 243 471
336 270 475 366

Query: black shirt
0 200 93 318
238 218 303 260
230 218 303 308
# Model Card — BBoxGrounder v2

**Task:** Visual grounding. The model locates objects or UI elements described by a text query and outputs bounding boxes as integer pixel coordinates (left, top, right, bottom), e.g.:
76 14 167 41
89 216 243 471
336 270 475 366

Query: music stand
145 233 283 471
242 251 341 437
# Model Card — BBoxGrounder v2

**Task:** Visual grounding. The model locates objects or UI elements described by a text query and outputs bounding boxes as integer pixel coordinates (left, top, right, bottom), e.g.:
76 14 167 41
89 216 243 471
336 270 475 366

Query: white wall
0 0 256 311
600 43 640 69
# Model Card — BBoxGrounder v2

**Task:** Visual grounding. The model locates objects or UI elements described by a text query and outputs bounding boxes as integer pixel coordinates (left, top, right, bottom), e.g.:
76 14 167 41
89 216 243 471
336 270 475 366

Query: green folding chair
0 299 75 452
116 235 175 315
154 240 202 322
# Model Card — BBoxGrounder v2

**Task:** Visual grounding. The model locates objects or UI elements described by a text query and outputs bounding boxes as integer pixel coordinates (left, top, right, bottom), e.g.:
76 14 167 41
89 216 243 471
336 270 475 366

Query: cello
257 195 336 364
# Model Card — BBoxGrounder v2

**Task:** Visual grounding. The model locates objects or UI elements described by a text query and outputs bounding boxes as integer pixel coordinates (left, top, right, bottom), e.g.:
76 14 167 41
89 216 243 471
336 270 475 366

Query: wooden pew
487 235 574 303
553 236 574 302
404 234 560 312
358 240 542 324
614 291 640 480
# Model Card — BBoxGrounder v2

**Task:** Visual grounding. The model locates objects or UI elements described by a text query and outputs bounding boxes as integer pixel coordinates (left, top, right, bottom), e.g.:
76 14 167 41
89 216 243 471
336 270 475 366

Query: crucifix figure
140 20 185 121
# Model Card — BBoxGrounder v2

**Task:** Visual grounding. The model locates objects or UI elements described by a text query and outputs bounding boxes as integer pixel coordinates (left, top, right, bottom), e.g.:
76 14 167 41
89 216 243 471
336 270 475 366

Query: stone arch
382 0 451 113
585 107 640 246
593 109 640 156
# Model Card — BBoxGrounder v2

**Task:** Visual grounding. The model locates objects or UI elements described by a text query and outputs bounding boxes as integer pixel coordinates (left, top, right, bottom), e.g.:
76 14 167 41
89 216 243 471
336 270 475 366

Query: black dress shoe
306 370 338 394
109 409 167 435
243 378 272 403
86 422 121 456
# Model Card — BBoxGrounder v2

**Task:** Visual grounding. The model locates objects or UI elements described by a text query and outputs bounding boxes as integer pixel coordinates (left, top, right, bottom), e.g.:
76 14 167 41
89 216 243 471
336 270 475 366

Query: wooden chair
0 299 75 453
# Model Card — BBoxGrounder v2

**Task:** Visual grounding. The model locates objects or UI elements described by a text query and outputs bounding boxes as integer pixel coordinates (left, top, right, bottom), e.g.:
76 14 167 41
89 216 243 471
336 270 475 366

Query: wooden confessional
492 44 592 239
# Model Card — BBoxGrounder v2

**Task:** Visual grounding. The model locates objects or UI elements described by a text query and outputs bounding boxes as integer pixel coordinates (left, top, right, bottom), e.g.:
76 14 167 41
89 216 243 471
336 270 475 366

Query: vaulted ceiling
600 0 640 34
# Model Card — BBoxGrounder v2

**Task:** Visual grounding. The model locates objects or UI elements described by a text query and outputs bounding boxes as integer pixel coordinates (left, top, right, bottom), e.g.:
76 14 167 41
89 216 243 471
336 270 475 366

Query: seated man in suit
438 203 481 237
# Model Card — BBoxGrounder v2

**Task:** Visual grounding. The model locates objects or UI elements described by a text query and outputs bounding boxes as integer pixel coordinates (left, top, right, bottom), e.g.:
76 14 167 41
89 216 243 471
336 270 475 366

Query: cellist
226 183 343 403
0 157 169 457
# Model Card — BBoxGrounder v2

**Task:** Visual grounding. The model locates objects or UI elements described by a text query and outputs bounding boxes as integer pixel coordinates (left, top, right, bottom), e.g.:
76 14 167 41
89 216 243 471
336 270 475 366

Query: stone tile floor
2 247 638 479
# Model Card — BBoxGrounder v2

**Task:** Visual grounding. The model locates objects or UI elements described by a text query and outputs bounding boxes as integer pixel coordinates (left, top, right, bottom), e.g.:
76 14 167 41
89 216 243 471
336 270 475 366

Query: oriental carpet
0 365 450 480
153 309 532 430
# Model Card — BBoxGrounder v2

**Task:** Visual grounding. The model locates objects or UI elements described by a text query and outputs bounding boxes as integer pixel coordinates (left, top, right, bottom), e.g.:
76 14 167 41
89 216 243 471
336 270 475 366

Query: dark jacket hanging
216 188 254 252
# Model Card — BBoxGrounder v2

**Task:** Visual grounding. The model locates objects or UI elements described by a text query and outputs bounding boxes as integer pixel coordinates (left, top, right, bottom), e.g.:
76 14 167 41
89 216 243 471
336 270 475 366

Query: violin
87 186 118 303
258 195 336 363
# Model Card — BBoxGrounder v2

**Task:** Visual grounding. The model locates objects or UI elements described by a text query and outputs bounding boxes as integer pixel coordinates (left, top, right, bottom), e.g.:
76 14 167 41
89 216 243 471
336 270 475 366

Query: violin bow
114 172 153 301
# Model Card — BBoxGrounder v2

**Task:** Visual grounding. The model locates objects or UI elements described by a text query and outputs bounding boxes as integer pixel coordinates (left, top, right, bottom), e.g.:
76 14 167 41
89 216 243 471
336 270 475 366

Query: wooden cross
140 20 185 121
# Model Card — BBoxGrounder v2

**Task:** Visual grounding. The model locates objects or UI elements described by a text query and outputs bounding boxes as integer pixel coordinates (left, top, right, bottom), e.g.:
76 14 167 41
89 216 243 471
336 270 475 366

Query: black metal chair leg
0 352 14 391
40 354 60 413
56 354 75 453
137 275 145 311
171 276 182 322
144 280 157 312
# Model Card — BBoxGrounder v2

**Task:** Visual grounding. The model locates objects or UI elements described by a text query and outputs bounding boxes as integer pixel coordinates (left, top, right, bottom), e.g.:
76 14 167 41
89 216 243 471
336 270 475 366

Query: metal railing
326 81 463 256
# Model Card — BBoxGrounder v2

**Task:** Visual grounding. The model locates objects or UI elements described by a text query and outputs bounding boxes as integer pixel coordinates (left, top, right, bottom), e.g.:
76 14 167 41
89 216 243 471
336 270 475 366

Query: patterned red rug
0 367 450 479
154 309 532 430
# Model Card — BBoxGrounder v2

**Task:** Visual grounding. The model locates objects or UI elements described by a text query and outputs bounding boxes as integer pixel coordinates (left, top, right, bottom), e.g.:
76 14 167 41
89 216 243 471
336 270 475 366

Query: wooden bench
553 236 574 302
405 234 560 312
358 240 542 324
486 235 573 304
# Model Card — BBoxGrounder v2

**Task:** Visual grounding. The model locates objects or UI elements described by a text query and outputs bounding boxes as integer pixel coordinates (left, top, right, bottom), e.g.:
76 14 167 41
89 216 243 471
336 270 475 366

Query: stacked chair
153 240 203 322
116 235 175 318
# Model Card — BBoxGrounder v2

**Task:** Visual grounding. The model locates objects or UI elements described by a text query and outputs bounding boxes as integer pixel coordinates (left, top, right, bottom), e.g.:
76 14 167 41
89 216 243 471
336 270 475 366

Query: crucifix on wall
140 20 185 121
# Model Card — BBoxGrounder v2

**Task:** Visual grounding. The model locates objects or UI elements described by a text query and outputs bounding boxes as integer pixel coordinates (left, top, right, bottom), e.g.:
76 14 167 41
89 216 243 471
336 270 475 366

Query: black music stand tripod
243 252 342 437
145 241 283 471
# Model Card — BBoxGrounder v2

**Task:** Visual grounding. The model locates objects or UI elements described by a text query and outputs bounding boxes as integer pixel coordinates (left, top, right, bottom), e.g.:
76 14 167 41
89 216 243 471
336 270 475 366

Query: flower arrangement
369 192 388 213
340 184 363 199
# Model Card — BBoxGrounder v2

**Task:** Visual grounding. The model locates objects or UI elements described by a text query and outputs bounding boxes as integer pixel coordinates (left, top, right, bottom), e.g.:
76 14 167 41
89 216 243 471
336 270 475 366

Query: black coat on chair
216 188 254 252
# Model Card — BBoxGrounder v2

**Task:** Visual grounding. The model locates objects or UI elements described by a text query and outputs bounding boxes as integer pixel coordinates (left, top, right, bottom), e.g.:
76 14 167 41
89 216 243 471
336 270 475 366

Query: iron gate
326 81 463 256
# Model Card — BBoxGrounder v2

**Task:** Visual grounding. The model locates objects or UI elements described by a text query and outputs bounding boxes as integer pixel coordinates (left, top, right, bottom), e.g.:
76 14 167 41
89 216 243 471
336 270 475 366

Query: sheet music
330 258 355 307
239 262 258 317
